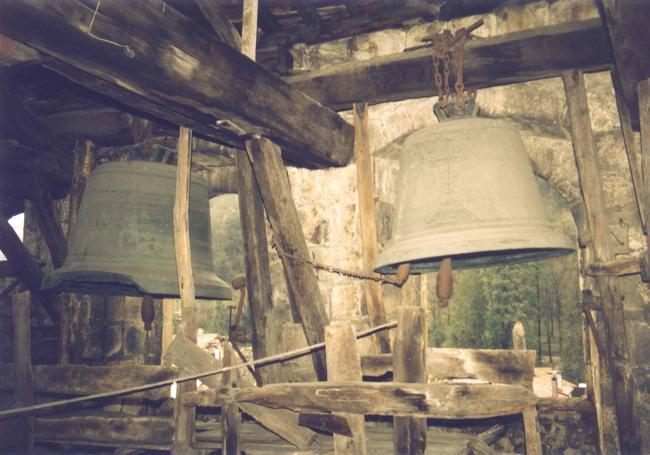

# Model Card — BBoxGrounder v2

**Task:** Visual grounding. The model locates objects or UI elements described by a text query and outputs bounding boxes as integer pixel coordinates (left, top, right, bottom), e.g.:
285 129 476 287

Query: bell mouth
42 268 232 300
375 246 575 274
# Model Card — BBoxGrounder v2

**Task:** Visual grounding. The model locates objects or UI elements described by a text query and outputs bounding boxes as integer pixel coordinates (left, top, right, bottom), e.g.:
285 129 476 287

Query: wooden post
393 306 426 455
171 126 197 454
246 137 329 381
29 176 67 269
161 298 175 362
234 0 280 385
12 291 33 454
325 322 367 455
638 77 650 274
221 343 241 454
59 140 95 364
522 406 542 455
353 102 390 354
563 70 640 453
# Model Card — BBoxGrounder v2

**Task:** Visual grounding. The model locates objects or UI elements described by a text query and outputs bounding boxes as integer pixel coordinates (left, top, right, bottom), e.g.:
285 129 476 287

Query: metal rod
0 320 398 419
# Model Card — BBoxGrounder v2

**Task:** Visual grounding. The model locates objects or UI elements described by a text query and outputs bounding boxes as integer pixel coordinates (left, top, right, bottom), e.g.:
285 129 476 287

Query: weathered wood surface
587 256 643 277
184 382 538 419
28 177 67 269
222 399 242 455
298 413 352 437
0 213 57 322
638 78 650 282
172 126 197 453
0 364 178 400
353 102 389 354
361 348 536 388
287 19 611 111
234 0 281 386
0 0 354 168
247 137 329 380
393 306 426 455
12 291 33 454
165 336 317 449
602 0 650 131
195 0 241 50
612 71 647 233
522 406 542 455
564 69 640 454
325 322 367 454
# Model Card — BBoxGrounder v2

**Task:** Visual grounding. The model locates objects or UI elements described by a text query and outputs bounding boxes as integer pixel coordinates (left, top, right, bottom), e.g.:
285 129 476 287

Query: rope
0 320 397 419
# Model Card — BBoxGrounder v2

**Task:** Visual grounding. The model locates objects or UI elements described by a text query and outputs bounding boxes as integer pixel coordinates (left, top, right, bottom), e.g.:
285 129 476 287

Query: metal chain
453 32 467 114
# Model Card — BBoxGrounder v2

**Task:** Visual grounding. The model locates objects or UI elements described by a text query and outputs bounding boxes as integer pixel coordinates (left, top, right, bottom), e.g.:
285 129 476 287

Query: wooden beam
0 213 57 322
361 348 536 389
298 413 352 436
587 256 644 277
286 19 612 111
601 0 650 131
184 381 538 419
28 177 67 269
563 69 641 454
612 71 647 233
522 406 542 455
354 102 390 354
172 126 197 453
0 0 354 168
291 0 322 29
246 137 330 381
258 2 283 34
638 77 650 283
0 364 178 401
325 322 367 454
393 306 426 455
194 0 242 50
164 336 317 449
344 0 365 16
11 291 33 454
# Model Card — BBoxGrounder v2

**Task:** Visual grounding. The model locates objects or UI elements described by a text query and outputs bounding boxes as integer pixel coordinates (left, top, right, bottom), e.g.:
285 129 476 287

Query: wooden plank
563 69 640 454
587 256 643 277
601 0 650 131
246 137 329 381
184 381 538 419
172 126 197 453
0 364 178 400
164 336 317 449
0 213 57 322
298 414 352 436
522 406 542 455
393 306 426 455
325 322 367 455
612 71 647 233
354 102 389 354
194 0 241 50
286 19 612 111
361 348 536 389
234 0 280 386
638 78 650 281
0 0 354 168
12 291 33 454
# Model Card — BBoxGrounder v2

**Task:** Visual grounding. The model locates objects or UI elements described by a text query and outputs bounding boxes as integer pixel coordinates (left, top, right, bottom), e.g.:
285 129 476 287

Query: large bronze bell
375 118 574 274
43 161 232 299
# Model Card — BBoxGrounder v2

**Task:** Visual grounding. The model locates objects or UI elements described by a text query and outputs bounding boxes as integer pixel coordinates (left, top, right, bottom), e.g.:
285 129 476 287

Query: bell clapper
141 294 155 360
394 263 412 287
436 257 454 308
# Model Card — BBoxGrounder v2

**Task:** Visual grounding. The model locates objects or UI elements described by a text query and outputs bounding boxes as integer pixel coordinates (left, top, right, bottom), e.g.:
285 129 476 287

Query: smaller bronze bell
43 161 231 299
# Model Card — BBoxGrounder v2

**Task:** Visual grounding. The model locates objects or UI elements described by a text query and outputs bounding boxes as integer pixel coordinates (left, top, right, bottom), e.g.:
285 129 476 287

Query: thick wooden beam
298 413 352 436
194 0 242 50
0 213 57 322
601 0 650 131
0 0 354 168
246 137 329 381
361 348 536 389
522 406 542 455
12 291 33 454
172 126 197 453
612 71 647 233
354 102 390 354
291 0 322 29
638 78 650 282
184 381 538 419
563 69 641 454
164 336 317 449
393 306 426 455
0 364 178 401
286 19 611 111
28 177 67 269
325 322 367 454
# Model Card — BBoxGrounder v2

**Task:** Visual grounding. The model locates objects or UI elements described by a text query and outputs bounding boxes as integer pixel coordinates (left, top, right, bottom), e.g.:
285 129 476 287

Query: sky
0 213 24 261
